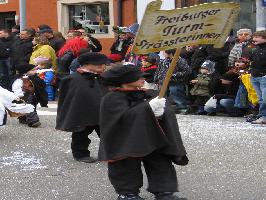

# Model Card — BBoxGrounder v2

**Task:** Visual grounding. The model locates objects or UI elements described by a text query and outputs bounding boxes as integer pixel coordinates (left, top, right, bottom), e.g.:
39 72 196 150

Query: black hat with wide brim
101 64 150 86
78 52 109 66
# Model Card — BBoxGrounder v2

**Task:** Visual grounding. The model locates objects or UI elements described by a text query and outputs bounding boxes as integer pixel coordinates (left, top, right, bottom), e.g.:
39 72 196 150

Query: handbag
205 96 217 108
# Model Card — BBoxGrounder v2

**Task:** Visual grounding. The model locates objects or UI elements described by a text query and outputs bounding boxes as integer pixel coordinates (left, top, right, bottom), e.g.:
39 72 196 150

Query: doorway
0 12 16 29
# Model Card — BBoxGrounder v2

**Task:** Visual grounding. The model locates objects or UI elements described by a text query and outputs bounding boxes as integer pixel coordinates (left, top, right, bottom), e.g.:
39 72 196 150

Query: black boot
117 194 144 200
73 156 97 163
155 192 187 200
172 155 189 166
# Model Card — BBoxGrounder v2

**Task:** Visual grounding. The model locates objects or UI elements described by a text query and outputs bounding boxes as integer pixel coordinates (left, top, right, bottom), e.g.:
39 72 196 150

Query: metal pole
117 0 122 26
256 0 266 31
19 0 26 31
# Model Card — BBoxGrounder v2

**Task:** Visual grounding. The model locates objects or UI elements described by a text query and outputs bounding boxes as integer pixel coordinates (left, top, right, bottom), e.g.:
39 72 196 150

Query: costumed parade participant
56 52 108 163
99 64 188 200
0 86 34 128
11 63 48 127
110 27 132 59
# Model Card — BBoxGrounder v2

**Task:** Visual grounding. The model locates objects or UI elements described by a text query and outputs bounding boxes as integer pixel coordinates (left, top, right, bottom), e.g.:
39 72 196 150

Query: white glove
153 107 165 117
149 97 166 117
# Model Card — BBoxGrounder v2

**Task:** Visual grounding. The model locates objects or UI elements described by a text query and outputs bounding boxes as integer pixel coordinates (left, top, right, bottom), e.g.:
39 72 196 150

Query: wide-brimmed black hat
15 63 35 75
78 52 108 66
101 64 149 86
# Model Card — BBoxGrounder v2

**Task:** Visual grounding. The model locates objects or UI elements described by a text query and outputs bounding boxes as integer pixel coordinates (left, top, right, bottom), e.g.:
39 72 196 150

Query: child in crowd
141 53 160 90
249 30 266 124
99 64 188 200
33 56 55 101
189 60 215 115
228 57 258 117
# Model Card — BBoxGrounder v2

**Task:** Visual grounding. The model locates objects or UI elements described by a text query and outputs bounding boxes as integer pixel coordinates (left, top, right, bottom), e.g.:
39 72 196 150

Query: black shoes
207 112 216 116
155 192 187 200
18 116 27 124
245 114 260 122
194 111 207 115
18 116 41 128
172 155 189 166
73 156 97 163
117 194 144 200
28 121 41 128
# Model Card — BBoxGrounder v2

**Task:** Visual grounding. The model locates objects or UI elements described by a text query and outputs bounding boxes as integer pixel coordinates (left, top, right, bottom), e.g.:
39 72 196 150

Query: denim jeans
251 76 266 119
0 59 11 89
168 83 187 109
204 98 235 113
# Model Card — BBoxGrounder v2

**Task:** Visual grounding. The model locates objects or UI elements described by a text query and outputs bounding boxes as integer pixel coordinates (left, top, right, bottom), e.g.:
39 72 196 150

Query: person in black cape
99 64 188 200
56 52 108 163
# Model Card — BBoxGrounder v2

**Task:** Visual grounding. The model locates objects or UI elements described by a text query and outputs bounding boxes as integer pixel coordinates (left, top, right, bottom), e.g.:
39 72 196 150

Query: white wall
137 0 175 24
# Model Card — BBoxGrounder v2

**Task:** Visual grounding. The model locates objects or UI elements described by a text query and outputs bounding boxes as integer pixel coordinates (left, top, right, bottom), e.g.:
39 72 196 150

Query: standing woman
57 37 88 85
29 35 57 73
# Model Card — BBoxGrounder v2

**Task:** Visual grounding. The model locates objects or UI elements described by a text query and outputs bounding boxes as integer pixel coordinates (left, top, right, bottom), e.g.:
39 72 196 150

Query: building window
69 3 110 34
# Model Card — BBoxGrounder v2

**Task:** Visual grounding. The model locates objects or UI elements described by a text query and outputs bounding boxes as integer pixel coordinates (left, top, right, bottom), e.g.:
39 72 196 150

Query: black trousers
71 125 100 158
18 110 39 125
108 151 178 195
1 111 7 126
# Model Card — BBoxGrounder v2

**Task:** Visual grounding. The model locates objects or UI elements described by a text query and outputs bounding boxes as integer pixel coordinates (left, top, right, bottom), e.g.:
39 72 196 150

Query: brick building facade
0 0 257 53
0 0 137 54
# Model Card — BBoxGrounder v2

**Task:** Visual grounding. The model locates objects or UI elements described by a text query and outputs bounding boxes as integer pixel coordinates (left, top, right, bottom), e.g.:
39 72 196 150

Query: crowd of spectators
0 23 265 125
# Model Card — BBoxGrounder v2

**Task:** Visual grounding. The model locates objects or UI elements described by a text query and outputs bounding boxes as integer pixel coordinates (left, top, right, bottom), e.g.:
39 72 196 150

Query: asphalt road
0 103 265 200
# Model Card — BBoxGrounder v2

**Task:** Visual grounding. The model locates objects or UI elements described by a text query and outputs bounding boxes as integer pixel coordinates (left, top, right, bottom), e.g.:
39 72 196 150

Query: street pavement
0 102 265 200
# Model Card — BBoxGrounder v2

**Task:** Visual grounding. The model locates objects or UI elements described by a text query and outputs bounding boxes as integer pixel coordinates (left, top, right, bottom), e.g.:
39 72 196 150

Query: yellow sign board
132 0 240 54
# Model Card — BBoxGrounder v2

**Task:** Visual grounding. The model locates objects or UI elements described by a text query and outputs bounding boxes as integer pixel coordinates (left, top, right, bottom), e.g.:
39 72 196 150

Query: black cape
56 72 107 132
98 90 187 161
